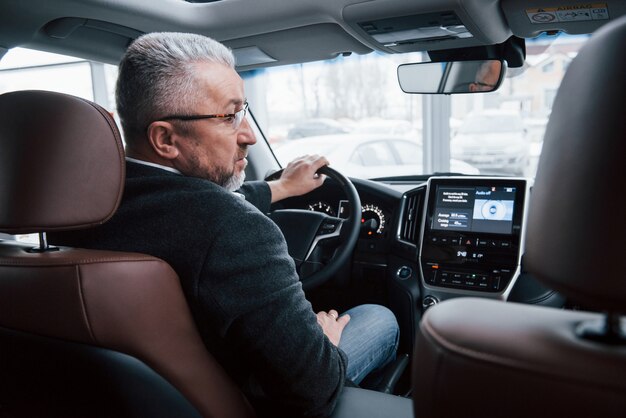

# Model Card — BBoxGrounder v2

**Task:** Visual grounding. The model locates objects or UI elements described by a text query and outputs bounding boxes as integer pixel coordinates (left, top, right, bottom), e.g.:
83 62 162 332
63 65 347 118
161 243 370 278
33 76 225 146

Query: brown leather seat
412 15 626 418
0 90 254 418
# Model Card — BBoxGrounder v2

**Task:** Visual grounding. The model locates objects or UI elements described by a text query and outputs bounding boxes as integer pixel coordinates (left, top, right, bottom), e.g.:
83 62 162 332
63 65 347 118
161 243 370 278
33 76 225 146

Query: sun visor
226 24 372 71
31 17 143 64
502 0 626 37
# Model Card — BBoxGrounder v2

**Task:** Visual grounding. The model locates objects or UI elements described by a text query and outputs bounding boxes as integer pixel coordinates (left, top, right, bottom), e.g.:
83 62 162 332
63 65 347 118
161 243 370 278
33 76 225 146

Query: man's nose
238 117 257 146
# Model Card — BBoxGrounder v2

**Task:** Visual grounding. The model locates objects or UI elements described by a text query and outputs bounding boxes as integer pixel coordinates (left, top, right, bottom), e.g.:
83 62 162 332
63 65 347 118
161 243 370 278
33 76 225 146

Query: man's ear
146 121 180 160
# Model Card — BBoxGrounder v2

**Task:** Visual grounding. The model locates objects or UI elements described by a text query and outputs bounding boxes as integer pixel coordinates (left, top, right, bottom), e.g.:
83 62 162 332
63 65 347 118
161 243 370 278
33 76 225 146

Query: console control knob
422 295 439 311
396 266 412 280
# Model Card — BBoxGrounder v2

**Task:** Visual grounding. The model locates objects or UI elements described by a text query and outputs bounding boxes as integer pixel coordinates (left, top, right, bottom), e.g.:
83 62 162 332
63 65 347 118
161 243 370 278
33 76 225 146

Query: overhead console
419 177 529 301
342 0 512 54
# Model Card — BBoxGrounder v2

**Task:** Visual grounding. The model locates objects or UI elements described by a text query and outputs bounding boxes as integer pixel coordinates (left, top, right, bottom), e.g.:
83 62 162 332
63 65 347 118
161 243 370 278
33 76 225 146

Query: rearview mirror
397 60 505 94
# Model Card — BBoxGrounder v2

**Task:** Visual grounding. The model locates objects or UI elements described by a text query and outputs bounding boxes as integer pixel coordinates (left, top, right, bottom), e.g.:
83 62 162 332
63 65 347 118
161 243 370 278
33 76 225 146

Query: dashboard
273 174 563 355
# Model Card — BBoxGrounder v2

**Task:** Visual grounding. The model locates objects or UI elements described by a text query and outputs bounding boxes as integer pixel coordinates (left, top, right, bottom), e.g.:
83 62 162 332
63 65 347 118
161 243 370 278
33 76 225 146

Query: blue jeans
338 304 399 385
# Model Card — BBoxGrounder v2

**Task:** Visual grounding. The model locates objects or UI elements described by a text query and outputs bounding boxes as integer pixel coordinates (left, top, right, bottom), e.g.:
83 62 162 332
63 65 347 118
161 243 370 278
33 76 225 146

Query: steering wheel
267 166 361 291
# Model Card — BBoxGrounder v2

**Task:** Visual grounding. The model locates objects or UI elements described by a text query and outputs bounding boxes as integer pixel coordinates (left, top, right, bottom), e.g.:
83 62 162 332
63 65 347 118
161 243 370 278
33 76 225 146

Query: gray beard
184 151 246 191
223 169 246 191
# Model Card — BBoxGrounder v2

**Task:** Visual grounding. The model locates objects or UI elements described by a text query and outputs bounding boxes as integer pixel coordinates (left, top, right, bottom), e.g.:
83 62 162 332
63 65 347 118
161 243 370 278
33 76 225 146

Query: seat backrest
0 90 254 418
412 15 626 418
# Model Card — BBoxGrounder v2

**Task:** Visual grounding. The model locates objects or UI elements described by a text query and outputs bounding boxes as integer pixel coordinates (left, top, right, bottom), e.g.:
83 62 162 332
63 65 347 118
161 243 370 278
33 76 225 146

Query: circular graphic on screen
481 200 507 220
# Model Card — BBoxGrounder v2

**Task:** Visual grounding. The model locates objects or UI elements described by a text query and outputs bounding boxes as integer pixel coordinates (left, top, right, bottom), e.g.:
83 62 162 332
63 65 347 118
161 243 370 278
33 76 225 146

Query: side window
0 61 94 98
350 141 396 166
0 48 117 110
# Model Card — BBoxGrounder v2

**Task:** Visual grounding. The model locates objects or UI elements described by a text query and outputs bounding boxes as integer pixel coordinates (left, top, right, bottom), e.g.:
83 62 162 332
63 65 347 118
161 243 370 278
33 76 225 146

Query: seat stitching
0 256 158 266
74 264 97 344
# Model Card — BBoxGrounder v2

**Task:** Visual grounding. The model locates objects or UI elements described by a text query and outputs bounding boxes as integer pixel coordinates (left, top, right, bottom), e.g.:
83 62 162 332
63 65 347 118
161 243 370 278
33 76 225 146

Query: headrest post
39 232 48 251
26 232 59 254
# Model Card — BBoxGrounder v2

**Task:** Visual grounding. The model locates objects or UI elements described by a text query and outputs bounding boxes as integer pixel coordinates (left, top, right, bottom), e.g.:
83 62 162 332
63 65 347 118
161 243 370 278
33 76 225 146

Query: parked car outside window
275 134 479 178
451 110 529 176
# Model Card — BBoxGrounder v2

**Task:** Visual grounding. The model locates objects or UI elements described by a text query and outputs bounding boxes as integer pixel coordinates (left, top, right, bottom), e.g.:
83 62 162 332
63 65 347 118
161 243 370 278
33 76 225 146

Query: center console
419 177 529 301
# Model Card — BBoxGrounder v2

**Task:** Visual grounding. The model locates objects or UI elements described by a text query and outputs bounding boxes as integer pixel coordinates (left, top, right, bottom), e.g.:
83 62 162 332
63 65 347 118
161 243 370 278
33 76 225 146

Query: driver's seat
0 89 415 418
0 90 255 418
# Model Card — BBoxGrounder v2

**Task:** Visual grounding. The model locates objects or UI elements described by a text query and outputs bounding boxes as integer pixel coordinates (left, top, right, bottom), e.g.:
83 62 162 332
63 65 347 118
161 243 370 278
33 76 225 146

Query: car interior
0 0 625 417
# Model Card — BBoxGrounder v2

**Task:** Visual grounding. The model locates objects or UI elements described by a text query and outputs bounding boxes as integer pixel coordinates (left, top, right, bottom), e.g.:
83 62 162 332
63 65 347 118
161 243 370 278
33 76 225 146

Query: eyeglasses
158 102 249 130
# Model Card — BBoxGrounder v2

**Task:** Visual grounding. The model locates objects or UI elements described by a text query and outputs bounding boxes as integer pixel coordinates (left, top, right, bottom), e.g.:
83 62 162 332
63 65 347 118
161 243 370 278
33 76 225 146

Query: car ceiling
0 0 624 71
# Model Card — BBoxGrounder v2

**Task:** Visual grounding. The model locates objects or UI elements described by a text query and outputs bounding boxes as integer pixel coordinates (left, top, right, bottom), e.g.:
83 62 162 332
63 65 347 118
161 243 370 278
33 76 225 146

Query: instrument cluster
308 200 387 237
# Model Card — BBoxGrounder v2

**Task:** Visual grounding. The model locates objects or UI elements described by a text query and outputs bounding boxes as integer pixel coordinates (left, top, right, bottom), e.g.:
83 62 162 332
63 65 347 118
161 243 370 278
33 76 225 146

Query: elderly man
51 32 399 418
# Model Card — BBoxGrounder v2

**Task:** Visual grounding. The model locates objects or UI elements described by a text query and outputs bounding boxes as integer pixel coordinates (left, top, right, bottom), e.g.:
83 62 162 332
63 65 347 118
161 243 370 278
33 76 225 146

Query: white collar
125 157 182 175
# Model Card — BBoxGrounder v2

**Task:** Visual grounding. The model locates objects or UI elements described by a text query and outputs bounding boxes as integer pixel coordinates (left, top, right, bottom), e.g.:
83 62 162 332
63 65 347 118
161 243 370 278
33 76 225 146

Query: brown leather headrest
0 90 125 234
525 16 626 311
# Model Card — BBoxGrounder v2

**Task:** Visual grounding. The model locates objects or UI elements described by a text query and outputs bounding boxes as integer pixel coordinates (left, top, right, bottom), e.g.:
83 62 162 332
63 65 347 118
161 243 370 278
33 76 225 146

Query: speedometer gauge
308 201 336 216
361 204 386 235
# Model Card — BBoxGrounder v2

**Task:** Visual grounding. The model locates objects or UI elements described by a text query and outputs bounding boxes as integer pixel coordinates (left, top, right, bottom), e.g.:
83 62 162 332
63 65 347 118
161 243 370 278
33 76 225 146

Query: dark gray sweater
51 162 347 418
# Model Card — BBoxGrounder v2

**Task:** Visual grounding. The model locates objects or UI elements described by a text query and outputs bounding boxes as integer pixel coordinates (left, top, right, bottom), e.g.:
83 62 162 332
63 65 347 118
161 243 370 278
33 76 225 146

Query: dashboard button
464 238 475 246
451 273 463 285
477 238 488 247
430 236 439 244
500 241 511 248
422 296 439 311
397 266 413 280
463 273 478 287
478 275 490 289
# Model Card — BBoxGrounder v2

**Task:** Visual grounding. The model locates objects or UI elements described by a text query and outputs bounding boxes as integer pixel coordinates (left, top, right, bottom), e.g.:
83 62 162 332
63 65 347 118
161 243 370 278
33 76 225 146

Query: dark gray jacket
51 161 347 418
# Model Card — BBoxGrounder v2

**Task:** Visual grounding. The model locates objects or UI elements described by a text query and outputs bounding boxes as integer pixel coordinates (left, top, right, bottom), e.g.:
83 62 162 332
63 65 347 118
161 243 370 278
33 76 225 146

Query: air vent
398 188 425 245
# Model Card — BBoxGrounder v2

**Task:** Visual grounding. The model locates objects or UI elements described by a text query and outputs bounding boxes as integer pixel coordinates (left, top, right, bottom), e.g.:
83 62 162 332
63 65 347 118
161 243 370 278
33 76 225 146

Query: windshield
1 33 589 182
246 33 589 179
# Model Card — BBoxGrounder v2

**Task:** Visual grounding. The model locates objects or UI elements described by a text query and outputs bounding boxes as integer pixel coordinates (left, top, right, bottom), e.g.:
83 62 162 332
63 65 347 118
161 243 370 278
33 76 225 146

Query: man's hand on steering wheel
267 155 329 203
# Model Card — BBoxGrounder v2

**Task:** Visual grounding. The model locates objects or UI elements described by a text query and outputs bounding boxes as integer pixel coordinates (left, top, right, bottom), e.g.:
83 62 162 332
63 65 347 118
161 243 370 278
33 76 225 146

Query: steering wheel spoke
267 166 361 290
305 218 344 261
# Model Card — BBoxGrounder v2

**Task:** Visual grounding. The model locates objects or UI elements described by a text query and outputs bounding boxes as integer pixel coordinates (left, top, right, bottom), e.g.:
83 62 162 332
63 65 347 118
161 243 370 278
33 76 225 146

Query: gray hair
116 32 235 144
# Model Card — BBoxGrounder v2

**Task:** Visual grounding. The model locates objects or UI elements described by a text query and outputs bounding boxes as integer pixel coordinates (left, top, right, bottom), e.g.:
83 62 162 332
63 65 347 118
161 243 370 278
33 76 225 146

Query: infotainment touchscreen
420 178 527 293
431 186 516 235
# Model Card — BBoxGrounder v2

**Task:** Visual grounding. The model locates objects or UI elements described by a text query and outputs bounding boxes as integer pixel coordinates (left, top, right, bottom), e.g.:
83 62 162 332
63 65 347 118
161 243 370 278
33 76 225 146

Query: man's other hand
268 155 329 203
316 309 351 347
